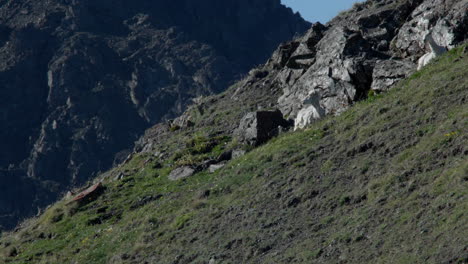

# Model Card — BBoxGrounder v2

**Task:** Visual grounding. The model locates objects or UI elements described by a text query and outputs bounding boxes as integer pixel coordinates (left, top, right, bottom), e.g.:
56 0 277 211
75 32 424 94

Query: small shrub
173 213 193 230
65 202 80 217
174 154 198 167
147 217 159 227
361 161 372 174
352 1 367 10
366 89 383 103
310 248 323 258
186 135 214 154
169 125 180 132
320 216 334 225
441 130 459 144
339 196 351 206
44 207 65 224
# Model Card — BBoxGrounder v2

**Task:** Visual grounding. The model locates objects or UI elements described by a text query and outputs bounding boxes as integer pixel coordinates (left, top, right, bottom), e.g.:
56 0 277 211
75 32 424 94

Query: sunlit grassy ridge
1 46 467 264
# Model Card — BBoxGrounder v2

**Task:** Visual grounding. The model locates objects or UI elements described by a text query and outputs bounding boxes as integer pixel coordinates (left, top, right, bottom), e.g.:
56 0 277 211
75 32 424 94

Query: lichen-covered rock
371 60 416 92
168 166 195 181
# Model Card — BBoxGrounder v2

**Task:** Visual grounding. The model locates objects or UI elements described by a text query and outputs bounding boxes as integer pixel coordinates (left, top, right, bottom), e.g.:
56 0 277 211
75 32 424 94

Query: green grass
1 45 467 264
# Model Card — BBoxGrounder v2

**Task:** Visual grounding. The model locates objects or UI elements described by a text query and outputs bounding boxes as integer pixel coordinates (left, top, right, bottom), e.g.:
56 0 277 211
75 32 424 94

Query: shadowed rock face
235 110 291 146
0 0 309 230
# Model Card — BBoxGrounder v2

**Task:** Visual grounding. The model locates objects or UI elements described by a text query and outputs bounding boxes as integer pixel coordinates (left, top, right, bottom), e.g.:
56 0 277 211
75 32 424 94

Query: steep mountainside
0 0 309 230
0 0 467 261
1 41 466 264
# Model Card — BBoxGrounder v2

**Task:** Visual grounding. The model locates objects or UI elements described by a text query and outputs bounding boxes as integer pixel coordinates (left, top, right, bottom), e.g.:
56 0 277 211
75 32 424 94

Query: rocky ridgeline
135 0 467 184
0 0 309 230
229 0 467 130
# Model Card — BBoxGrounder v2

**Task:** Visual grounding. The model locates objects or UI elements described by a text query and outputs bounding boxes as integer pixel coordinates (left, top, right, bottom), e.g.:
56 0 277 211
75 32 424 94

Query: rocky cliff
229 0 468 130
0 0 309 230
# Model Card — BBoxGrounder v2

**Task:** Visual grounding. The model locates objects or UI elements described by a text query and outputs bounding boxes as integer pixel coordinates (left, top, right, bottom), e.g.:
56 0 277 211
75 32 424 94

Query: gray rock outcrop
231 0 467 130
234 110 290 146
208 163 225 173
392 0 467 58
168 166 195 181
371 60 416 92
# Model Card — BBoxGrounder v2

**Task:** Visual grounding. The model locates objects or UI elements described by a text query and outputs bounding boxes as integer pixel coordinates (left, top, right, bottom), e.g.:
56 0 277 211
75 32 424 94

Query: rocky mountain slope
0 0 309 230
1 41 466 264
236 0 467 129
0 0 467 262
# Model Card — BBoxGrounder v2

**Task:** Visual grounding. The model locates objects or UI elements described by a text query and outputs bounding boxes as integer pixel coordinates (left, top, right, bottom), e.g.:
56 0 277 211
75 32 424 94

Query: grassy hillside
1 46 467 264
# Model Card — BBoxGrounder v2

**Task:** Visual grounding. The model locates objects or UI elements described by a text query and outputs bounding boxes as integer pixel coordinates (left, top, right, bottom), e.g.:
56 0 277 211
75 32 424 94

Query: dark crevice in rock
350 62 375 102
0 25 11 46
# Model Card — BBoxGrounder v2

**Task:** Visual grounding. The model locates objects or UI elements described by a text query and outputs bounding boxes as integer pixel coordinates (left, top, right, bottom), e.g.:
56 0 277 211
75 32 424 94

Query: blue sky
281 0 365 23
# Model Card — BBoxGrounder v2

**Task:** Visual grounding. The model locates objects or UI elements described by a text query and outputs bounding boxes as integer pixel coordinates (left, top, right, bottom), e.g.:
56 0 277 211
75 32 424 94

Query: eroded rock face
231 0 467 130
371 60 416 92
278 26 374 120
392 0 468 58
0 0 309 230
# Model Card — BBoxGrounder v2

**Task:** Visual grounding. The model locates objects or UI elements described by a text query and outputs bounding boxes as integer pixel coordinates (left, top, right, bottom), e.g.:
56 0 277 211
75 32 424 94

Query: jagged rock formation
0 0 309 230
230 0 467 129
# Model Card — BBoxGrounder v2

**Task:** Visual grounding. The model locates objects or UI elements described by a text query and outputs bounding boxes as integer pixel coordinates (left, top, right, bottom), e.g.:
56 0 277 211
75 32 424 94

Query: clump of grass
172 212 194 230
186 134 215 154
169 125 180 132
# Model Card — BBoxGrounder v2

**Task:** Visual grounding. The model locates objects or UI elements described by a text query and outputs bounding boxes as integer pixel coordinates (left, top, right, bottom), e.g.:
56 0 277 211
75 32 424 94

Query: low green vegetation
0 46 467 264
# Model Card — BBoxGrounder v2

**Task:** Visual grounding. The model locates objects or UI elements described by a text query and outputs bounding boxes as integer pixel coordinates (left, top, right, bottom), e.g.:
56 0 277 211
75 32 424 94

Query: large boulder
235 110 290 146
168 166 195 181
371 60 416 92
278 26 374 121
